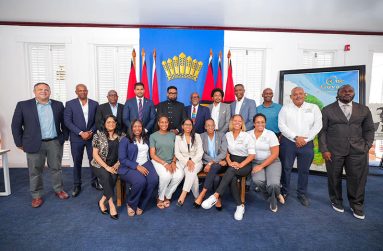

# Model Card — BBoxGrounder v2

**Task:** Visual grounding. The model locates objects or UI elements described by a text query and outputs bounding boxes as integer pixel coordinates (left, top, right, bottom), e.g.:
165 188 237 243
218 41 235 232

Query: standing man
257 88 282 136
278 87 322 206
95 90 125 133
11 82 69 208
230 84 256 131
64 83 100 197
208 88 231 134
156 86 187 134
319 85 374 219
123 82 156 134
185 92 211 134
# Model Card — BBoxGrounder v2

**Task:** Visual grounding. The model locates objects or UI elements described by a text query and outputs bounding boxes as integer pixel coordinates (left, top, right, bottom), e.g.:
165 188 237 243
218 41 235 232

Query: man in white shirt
230 84 257 130
208 88 231 133
278 87 322 206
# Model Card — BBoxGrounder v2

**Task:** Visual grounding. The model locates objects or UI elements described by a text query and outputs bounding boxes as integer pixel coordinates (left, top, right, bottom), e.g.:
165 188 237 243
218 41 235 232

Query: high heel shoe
176 200 184 207
98 201 108 215
193 202 201 208
110 213 119 220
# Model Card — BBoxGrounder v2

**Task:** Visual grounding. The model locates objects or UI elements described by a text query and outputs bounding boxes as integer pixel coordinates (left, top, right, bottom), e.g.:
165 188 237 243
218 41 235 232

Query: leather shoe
55 191 69 200
110 213 119 220
91 180 103 191
72 186 81 197
98 201 109 215
31 197 44 208
215 206 223 211
297 194 310 207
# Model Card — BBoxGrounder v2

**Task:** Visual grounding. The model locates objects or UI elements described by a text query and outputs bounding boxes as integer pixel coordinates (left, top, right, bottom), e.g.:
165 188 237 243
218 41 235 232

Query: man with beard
155 86 187 134
319 84 374 219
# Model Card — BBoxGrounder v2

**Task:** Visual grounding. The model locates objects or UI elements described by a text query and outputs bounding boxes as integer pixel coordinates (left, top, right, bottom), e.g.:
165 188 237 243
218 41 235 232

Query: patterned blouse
91 130 124 168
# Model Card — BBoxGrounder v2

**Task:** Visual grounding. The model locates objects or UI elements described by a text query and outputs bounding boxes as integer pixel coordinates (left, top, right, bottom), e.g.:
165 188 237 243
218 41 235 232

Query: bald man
257 88 282 136
278 87 322 206
95 90 125 132
64 84 100 197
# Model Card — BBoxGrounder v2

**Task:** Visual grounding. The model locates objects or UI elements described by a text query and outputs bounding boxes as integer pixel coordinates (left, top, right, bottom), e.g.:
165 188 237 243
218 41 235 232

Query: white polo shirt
248 129 279 160
226 131 255 157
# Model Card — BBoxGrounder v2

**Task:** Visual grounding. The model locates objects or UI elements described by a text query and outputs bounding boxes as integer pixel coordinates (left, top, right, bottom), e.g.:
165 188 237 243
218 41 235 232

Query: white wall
1 25 383 167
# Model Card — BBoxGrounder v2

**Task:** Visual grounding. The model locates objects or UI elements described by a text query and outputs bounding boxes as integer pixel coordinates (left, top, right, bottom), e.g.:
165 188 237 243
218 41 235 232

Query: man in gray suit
319 84 374 220
208 88 231 133
194 118 228 209
230 84 257 131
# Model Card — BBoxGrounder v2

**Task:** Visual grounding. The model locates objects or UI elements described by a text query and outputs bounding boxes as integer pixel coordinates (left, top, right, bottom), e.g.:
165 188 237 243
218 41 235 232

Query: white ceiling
1 0 383 33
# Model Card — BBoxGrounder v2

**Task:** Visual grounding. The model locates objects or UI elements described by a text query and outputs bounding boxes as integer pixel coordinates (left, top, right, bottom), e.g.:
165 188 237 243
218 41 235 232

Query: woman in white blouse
202 114 255 221
175 118 204 206
249 113 284 213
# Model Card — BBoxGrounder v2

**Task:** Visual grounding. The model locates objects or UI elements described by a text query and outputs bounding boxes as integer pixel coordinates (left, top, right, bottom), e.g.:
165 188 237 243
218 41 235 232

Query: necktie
342 104 351 120
138 99 143 121
191 106 197 123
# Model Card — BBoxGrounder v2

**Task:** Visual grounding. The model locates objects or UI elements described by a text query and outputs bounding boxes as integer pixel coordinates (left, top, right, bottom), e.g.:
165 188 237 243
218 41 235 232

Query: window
95 46 134 103
26 43 70 162
229 48 265 104
303 50 334 68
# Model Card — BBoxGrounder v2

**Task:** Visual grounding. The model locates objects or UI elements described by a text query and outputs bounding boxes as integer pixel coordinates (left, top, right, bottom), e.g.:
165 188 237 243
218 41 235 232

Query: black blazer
11 98 68 153
95 102 125 132
319 101 375 156
184 105 211 134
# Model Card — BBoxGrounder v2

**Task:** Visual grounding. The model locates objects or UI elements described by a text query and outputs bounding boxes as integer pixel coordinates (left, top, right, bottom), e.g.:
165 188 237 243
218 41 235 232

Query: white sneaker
201 195 217 209
234 205 245 221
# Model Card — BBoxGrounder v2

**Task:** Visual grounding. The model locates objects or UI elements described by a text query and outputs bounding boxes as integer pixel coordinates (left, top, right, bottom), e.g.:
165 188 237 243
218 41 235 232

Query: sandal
127 205 135 216
163 199 171 208
136 208 143 216
157 199 165 209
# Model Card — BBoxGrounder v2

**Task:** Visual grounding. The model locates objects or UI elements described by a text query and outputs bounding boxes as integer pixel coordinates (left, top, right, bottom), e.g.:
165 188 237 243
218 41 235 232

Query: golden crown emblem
162 52 203 82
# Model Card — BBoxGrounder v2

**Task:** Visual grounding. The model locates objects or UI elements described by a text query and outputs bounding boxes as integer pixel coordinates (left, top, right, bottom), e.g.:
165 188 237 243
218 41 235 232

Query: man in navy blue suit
64 84 99 197
123 82 156 134
184 92 211 134
230 84 257 131
11 82 69 208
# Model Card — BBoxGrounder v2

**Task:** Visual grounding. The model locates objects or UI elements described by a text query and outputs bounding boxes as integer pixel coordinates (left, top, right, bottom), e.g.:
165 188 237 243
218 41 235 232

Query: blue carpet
0 167 382 251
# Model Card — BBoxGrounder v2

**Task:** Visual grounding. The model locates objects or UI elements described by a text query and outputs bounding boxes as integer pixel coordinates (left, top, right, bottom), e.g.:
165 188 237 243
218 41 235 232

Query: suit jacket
156 100 187 132
64 98 98 143
230 97 257 130
11 98 68 153
200 131 228 164
95 102 125 132
184 104 211 134
174 134 203 167
123 97 156 134
118 136 150 175
319 101 375 156
208 102 231 133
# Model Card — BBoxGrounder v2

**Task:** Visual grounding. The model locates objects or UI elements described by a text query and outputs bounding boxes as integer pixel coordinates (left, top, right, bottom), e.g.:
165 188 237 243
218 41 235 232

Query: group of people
11 81 374 221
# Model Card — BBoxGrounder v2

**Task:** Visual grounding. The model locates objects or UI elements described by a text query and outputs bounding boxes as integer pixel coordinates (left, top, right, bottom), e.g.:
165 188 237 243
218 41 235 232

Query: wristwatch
294 136 298 141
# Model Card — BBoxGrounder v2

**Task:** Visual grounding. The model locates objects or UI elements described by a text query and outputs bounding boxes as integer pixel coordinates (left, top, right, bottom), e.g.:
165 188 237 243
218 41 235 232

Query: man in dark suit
123 82 156 134
184 92 211 134
95 90 125 132
156 86 187 134
230 84 257 131
11 82 69 208
64 83 100 197
319 84 374 220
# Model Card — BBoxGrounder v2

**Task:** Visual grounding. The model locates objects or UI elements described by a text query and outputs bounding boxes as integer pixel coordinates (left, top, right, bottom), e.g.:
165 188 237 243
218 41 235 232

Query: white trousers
152 160 184 200
176 161 202 198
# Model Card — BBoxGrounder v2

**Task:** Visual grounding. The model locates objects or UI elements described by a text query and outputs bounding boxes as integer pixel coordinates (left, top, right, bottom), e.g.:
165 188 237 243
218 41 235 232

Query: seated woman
194 118 228 209
150 115 184 209
118 119 159 216
91 115 122 220
175 118 204 206
249 113 284 212
202 114 255 221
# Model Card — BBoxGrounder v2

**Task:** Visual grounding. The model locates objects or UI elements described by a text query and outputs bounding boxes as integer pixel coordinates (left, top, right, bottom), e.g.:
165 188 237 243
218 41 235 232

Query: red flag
141 49 150 99
216 51 223 89
151 49 160 105
201 50 215 102
224 50 235 103
127 49 137 100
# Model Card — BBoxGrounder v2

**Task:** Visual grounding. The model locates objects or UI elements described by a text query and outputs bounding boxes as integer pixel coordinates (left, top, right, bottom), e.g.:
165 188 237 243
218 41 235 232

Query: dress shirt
136 96 144 109
338 100 352 120
109 103 118 117
36 99 57 139
191 104 199 118
256 102 282 134
207 133 216 158
79 99 89 126
278 102 322 142
225 131 255 157
136 139 149 166
211 102 221 130
234 98 244 115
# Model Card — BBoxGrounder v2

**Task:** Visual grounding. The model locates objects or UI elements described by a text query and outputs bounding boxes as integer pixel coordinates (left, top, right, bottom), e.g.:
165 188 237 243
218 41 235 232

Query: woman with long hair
118 119 159 216
91 115 122 220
